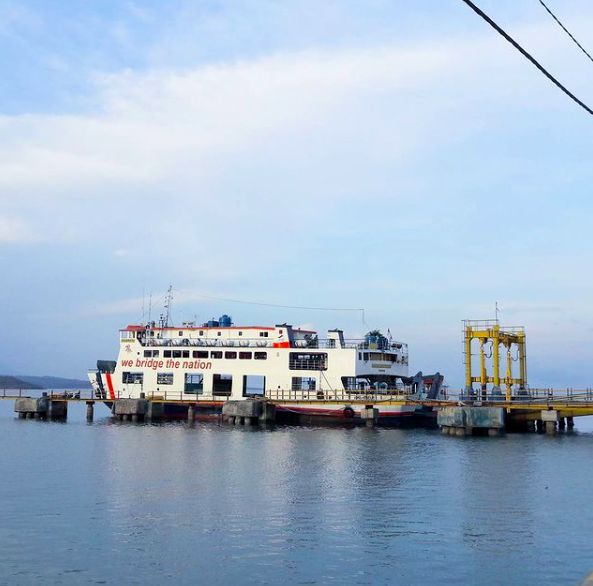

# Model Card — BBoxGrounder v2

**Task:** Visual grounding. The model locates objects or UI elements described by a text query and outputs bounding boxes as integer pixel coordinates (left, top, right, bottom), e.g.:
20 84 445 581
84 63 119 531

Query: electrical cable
538 0 593 65
459 0 593 116
192 292 364 313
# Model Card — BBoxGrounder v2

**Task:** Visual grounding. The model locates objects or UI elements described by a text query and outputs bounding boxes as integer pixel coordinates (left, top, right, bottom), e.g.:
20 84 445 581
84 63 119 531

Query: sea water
0 400 592 585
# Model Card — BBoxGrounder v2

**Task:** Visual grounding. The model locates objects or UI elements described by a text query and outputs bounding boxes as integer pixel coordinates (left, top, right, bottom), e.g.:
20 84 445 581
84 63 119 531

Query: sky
1 0 592 388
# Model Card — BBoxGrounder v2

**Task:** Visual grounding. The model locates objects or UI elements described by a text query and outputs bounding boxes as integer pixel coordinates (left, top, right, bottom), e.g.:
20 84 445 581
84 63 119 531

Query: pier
3 387 593 436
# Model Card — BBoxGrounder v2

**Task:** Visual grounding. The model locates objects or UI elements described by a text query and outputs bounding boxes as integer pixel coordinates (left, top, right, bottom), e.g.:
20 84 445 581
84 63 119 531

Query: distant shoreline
0 375 91 390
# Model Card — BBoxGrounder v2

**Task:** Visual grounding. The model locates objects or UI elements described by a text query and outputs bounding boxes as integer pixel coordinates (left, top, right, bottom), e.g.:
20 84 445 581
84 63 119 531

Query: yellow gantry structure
464 319 527 401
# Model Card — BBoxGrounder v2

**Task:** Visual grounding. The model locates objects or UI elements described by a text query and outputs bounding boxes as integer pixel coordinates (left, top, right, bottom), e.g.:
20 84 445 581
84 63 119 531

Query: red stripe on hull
105 373 115 400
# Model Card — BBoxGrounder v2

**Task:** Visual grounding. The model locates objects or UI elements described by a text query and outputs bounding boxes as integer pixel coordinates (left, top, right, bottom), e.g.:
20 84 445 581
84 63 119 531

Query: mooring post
86 401 94 422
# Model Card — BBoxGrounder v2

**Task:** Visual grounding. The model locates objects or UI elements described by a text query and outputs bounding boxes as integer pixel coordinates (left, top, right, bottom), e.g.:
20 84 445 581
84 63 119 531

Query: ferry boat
88 313 443 425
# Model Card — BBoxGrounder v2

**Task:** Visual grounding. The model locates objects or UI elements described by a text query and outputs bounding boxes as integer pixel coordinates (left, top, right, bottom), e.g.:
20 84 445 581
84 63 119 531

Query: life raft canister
343 407 355 419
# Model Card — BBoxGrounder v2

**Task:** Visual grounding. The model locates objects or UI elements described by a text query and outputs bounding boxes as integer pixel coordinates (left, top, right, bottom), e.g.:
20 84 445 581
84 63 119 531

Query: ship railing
136 337 408 352
441 388 593 404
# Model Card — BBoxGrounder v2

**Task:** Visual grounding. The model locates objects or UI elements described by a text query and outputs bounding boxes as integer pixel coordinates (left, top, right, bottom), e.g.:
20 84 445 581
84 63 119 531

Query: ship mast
160 285 173 328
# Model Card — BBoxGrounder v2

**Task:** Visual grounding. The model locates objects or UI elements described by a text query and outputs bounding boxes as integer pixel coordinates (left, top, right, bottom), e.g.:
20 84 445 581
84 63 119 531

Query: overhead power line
459 0 593 116
538 0 593 65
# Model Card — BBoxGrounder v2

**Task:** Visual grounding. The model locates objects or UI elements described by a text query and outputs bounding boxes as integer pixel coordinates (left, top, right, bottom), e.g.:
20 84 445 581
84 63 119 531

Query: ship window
239 351 252 360
211 351 223 359
238 331 243 336
122 372 143 384
291 377 316 391
369 352 397 363
199 331 204 336
173 350 182 359
157 372 174 385
259 331 269 337
213 374 232 396
193 350 208 358
254 352 267 360
225 351 237 359
217 331 221 336
358 352 362 360
185 373 203 394
243 375 265 397
289 352 328 371
363 353 369 361
164 350 172 358
144 350 159 358
182 350 190 358
342 376 369 391
179 331 183 336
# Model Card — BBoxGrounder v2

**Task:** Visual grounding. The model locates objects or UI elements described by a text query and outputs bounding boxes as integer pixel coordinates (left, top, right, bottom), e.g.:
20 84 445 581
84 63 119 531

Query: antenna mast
163 285 173 328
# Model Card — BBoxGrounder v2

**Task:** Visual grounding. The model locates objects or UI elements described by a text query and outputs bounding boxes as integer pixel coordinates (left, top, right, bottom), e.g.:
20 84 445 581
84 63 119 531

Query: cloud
0 216 38 244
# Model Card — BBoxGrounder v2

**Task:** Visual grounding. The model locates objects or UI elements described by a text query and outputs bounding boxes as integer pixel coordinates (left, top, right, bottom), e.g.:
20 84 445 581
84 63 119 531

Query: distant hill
0 375 42 390
8 375 91 390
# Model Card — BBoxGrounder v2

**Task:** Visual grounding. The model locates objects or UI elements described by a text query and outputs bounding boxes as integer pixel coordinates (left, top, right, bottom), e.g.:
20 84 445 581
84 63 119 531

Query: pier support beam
47 400 68 421
15 397 48 420
187 404 195 425
113 399 148 423
361 407 379 428
222 399 274 425
86 401 94 422
567 416 575 430
541 410 559 436
438 407 505 437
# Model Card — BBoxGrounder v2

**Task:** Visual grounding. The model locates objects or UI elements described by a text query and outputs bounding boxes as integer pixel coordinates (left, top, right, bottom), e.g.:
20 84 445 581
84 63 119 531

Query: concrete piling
567 416 575 430
438 406 504 437
113 398 148 423
188 404 195 424
541 410 559 436
222 399 275 426
361 406 379 427
86 401 94 422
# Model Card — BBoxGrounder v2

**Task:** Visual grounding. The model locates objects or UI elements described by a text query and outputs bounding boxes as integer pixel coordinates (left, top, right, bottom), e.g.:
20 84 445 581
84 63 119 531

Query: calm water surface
0 401 592 585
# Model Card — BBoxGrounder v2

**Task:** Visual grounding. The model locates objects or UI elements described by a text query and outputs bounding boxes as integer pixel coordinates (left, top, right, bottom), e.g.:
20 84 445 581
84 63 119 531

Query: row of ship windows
358 352 407 364
122 372 315 391
144 349 268 360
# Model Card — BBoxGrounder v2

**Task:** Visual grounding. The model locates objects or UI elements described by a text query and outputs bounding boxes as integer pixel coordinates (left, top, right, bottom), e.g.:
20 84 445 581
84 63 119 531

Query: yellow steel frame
464 320 527 401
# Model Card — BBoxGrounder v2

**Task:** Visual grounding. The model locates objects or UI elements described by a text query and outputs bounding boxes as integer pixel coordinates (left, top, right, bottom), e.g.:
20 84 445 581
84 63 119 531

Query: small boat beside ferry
89 312 444 425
